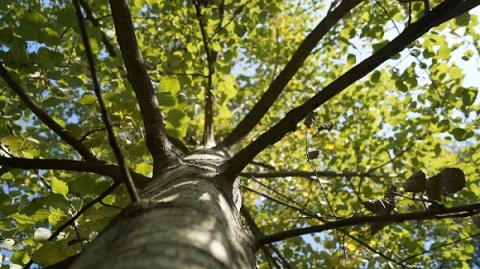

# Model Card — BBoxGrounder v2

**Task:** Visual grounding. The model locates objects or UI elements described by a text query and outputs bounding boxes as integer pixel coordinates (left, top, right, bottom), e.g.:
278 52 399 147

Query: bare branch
216 0 363 154
258 201 480 245
73 0 139 202
242 185 314 217
108 0 181 175
0 64 97 161
0 156 150 189
218 0 480 182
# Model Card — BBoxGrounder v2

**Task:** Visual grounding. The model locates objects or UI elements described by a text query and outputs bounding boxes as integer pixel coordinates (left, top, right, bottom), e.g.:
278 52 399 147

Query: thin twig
399 231 480 264
79 123 123 141
250 177 313 213
305 132 336 217
366 134 426 174
73 0 139 202
242 185 315 217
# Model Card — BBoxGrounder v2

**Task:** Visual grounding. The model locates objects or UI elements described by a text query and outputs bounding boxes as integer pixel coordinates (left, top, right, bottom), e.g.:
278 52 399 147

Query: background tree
0 0 479 268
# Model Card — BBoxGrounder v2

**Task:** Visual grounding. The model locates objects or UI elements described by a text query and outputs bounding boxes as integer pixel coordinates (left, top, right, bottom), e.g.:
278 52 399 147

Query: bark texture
70 150 256 268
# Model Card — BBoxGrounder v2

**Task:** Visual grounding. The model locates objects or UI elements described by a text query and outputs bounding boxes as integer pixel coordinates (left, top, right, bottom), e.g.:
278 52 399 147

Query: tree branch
108 0 181 175
215 0 363 154
0 64 97 161
192 0 216 147
399 231 480 264
0 156 150 188
258 201 480 245
219 0 480 182
241 207 293 269
78 0 117 57
73 0 139 202
241 170 396 180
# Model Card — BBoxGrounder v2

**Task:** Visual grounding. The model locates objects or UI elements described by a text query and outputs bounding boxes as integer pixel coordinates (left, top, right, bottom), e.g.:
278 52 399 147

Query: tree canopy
0 0 480 268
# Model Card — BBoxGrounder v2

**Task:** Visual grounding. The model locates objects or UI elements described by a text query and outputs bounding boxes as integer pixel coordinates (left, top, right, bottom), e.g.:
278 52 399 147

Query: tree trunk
70 150 257 269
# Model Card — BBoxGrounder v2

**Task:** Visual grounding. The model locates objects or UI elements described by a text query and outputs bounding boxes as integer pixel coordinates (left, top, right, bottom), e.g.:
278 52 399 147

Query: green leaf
135 163 152 175
158 76 181 96
212 42 222 52
372 40 388 52
12 213 36 225
51 178 69 196
158 92 176 107
48 208 66 226
347 54 356 66
32 241 67 266
167 109 186 128
371 70 381 83
78 93 97 105
31 209 50 221
42 97 62 107
451 128 472 141
454 12 470 27
186 42 197 53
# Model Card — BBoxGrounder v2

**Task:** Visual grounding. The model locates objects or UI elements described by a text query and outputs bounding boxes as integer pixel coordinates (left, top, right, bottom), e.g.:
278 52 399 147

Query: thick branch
0 64 97 161
0 156 150 189
215 0 362 154
219 0 480 182
258 202 480 245
108 0 180 175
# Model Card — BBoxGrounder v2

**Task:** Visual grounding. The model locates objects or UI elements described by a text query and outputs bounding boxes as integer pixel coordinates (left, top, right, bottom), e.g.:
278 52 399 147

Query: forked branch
108 0 180 175
215 0 362 154
219 0 480 182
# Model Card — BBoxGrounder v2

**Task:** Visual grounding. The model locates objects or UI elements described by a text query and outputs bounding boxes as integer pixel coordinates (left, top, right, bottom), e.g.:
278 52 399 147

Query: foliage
0 0 479 268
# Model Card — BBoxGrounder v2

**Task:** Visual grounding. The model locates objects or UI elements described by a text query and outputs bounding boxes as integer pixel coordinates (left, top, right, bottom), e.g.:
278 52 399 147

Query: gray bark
70 150 257 269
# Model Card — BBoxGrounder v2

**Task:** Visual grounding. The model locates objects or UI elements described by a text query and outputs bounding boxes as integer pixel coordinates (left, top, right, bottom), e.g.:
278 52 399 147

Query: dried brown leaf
317 121 333 132
307 150 319 160
403 170 426 193
304 111 317 129
371 221 390 236
440 167 466 195
363 199 395 215
425 174 442 201
384 185 397 199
